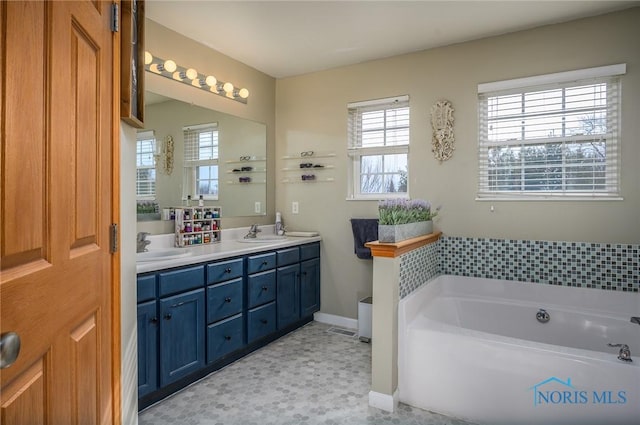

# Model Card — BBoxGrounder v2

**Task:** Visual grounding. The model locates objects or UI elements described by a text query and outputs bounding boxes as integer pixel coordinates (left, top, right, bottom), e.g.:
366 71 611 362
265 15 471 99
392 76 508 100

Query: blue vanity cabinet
137 274 158 398
138 240 321 410
206 257 245 364
300 257 320 317
299 242 321 317
276 263 300 329
246 252 277 344
157 265 206 387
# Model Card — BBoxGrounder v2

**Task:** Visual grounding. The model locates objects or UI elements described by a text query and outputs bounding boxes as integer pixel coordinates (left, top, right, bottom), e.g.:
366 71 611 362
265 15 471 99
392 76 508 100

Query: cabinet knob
260 319 268 324
224 268 232 274
261 286 268 291
224 297 232 303
302 271 307 276
261 261 268 266
150 317 158 324
224 336 232 341
164 313 172 320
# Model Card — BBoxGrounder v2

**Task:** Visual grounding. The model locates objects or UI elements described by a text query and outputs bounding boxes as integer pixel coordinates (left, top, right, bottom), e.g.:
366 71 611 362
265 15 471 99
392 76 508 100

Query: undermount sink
136 248 192 262
236 235 288 243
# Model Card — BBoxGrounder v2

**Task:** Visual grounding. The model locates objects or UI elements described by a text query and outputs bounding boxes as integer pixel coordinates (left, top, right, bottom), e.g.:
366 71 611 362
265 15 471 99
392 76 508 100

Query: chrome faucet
244 224 261 239
137 232 151 253
608 343 632 363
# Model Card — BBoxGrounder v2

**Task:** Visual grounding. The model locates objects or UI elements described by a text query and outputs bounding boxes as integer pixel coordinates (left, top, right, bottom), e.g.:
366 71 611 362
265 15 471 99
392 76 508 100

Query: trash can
358 296 372 343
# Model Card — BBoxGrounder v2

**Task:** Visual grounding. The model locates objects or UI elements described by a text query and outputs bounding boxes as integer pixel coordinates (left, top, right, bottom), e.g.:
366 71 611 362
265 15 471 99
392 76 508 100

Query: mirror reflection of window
183 123 219 200
136 130 156 199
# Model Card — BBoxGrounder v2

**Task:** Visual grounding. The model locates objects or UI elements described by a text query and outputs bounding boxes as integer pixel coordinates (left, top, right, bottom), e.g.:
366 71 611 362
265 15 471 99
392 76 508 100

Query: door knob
0 332 21 369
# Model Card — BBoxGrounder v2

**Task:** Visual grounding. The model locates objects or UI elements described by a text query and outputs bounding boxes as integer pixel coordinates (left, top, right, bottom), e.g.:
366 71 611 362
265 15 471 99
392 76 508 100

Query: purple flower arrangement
378 199 440 225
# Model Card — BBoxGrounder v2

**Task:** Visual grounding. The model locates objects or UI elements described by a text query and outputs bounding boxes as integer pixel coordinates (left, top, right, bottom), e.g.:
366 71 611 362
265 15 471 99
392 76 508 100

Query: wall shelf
225 156 266 164
225 180 267 185
280 151 336 184
281 177 335 184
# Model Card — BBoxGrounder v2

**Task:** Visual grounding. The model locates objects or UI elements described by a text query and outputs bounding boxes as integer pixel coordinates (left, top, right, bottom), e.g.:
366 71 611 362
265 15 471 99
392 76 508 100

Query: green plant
378 199 439 225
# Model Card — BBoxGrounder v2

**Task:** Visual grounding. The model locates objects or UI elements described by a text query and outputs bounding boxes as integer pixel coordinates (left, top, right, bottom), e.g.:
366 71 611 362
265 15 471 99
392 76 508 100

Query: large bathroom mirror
138 91 267 221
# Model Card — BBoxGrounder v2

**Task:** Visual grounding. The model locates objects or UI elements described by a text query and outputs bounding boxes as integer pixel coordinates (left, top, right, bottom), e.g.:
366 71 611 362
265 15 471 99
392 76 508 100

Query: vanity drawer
158 265 205 297
247 302 276 344
207 258 244 284
247 269 276 308
247 252 276 274
300 242 320 261
207 314 244 363
206 278 243 324
137 274 156 303
277 247 300 267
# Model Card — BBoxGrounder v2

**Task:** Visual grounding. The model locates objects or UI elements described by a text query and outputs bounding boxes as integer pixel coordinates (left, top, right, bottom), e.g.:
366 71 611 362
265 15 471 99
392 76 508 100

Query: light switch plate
255 202 261 214
292 201 299 214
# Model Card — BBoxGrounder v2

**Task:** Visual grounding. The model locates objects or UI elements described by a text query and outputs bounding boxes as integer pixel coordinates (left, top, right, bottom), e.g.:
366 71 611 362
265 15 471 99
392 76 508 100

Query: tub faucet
607 343 632 363
631 317 640 326
137 232 151 253
244 224 261 239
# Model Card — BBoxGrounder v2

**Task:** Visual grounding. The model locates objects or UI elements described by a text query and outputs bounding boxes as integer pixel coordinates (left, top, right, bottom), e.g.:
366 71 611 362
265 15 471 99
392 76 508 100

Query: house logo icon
528 377 627 407
528 377 575 406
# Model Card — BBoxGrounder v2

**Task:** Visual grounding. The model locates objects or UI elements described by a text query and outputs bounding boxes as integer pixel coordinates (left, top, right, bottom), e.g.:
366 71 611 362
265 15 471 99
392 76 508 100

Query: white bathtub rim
404 316 638 367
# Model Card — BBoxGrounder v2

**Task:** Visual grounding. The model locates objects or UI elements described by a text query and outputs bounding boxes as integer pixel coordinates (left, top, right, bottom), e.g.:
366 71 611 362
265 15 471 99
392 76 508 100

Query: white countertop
136 226 321 274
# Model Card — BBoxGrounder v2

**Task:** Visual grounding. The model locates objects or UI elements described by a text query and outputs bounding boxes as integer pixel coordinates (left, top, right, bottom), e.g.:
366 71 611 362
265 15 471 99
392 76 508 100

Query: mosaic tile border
399 242 440 298
439 236 639 293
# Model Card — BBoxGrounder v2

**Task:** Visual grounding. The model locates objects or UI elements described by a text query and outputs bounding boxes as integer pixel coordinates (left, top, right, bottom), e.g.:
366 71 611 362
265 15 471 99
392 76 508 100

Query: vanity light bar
144 51 249 104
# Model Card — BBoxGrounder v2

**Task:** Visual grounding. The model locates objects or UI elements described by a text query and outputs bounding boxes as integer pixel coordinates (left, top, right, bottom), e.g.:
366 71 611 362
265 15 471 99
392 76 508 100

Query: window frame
347 95 410 201
182 123 220 201
477 64 626 201
136 130 156 200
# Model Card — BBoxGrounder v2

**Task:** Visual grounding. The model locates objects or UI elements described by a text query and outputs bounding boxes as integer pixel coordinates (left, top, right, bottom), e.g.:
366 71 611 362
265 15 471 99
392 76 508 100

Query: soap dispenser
275 212 284 235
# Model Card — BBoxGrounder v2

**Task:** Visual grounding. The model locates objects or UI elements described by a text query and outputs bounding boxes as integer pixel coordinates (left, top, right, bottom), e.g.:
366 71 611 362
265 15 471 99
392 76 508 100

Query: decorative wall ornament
155 135 174 175
430 100 455 162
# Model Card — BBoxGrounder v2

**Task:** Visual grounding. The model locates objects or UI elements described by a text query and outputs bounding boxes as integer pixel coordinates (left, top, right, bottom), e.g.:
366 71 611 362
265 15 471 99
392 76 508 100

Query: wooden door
0 1 118 424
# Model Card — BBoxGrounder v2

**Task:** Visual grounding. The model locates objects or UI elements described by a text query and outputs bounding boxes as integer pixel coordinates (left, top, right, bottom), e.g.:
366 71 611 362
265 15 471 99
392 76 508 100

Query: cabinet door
276 264 300 329
300 258 321 318
137 300 158 398
159 288 205 387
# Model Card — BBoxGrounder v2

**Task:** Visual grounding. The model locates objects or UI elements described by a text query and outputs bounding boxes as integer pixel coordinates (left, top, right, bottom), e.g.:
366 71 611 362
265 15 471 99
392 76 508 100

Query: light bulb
238 88 249 99
163 59 177 73
223 82 234 94
191 79 201 87
149 64 162 74
172 71 184 80
205 75 217 87
186 68 198 80
144 51 153 65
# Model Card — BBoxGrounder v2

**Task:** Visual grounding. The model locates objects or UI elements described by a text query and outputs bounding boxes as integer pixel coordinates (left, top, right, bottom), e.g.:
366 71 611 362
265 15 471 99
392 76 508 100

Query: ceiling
146 1 638 79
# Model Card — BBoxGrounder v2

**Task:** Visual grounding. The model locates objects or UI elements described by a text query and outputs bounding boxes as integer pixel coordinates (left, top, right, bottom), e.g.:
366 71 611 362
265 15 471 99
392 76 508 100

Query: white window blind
136 130 156 199
347 95 410 199
478 66 624 199
183 123 219 199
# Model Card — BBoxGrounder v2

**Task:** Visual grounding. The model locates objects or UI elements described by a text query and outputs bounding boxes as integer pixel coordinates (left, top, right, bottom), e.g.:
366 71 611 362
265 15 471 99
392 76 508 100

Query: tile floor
139 322 477 425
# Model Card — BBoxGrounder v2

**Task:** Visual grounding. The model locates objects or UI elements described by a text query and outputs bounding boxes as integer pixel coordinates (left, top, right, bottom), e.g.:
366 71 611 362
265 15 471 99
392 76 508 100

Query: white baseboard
313 312 358 330
369 389 399 412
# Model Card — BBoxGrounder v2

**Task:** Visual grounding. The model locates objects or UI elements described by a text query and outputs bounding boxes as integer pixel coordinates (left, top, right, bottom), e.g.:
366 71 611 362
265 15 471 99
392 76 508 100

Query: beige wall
275 8 640 320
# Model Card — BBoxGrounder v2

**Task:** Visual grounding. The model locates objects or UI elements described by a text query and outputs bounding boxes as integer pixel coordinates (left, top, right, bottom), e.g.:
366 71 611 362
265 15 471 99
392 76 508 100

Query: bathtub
398 275 640 425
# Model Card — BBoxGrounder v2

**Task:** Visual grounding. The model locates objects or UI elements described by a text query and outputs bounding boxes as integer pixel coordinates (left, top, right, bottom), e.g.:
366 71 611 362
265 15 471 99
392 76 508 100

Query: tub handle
607 343 632 363
536 309 550 323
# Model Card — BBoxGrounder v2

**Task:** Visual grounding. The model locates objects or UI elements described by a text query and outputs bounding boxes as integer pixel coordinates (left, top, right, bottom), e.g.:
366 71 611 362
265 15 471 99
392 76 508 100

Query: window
183 123 219 200
478 64 625 199
136 130 156 199
347 95 409 200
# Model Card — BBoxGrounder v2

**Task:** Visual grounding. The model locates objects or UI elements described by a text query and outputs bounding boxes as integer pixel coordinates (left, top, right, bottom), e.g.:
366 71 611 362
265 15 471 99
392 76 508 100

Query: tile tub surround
439 237 639 293
138 322 477 425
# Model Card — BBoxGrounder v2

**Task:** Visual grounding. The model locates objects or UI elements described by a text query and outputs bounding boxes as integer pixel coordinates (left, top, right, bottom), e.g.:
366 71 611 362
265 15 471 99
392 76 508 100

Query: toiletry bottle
198 195 204 207
275 212 284 235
